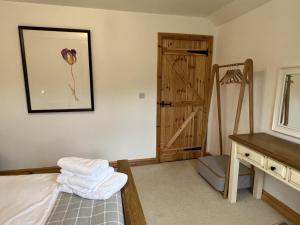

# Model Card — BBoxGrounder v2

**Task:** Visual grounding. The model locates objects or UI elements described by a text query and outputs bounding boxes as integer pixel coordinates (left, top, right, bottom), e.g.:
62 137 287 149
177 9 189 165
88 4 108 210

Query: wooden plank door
157 33 213 162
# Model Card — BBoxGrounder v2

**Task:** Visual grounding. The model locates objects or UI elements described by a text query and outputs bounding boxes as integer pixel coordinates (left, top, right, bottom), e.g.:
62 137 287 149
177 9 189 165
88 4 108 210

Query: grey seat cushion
198 155 251 192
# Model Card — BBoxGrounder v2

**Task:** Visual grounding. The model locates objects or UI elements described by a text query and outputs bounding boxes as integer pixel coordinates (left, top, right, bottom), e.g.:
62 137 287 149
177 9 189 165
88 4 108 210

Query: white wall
0 1 216 170
207 0 300 213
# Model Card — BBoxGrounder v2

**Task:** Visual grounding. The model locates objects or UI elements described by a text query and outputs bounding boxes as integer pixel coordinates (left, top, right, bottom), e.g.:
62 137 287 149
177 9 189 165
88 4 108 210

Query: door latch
160 101 172 107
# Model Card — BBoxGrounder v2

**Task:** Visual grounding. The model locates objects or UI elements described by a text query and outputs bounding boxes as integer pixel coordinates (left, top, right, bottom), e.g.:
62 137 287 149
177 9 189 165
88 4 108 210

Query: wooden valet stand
212 58 254 198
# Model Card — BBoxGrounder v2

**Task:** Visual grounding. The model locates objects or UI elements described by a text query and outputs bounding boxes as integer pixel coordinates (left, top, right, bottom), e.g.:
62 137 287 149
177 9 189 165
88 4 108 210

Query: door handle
160 101 172 107
270 166 276 171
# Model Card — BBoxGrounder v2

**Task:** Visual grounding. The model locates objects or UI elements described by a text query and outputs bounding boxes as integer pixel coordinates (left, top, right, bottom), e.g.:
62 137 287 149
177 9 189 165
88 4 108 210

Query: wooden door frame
156 32 214 162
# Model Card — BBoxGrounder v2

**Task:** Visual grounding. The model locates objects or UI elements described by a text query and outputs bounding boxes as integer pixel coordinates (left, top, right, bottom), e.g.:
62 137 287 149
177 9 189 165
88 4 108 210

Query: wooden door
157 33 214 162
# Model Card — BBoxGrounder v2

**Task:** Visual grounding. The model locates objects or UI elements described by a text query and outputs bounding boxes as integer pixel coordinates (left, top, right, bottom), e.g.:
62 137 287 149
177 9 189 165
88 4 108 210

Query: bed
0 160 146 225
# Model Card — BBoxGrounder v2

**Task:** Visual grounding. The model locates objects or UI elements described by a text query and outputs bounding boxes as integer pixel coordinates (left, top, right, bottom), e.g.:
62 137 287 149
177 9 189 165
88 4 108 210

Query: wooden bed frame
0 160 147 225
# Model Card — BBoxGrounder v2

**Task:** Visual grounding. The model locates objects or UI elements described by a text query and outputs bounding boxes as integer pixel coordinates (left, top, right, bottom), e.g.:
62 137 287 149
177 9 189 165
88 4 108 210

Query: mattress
0 173 125 225
0 173 59 225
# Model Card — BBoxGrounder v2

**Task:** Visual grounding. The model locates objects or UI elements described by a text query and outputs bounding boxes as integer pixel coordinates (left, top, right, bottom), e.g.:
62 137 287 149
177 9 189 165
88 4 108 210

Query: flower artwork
19 26 94 112
61 48 79 101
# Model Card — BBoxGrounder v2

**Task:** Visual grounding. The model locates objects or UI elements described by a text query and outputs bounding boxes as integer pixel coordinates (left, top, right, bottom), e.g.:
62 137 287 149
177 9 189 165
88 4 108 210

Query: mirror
272 67 300 138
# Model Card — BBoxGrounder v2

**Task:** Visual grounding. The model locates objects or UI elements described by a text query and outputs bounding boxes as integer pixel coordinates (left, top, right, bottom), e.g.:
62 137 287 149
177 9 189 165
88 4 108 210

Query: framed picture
19 26 94 113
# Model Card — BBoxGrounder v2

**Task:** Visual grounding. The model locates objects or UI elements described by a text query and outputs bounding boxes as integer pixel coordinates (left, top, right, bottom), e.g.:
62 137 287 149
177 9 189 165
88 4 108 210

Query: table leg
253 167 264 199
228 143 240 203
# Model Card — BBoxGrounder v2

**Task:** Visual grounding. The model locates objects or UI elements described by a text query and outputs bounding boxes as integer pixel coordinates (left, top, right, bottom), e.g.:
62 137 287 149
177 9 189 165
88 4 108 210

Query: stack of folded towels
57 157 128 200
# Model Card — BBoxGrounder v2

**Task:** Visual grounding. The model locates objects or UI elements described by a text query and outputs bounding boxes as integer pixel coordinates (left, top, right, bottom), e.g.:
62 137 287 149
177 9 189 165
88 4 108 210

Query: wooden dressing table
228 133 300 203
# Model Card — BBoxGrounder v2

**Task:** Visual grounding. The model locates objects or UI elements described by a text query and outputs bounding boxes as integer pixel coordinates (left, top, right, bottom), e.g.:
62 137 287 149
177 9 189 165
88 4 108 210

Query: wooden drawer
289 169 300 189
266 158 287 179
237 145 265 167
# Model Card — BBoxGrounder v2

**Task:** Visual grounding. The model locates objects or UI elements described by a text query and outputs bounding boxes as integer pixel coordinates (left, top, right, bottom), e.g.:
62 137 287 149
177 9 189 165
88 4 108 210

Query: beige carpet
132 159 292 225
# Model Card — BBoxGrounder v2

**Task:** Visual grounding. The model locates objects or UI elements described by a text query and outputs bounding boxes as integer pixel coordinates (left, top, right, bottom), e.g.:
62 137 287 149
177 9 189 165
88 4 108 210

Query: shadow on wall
253 70 266 132
205 68 267 156
221 69 266 155
0 139 106 170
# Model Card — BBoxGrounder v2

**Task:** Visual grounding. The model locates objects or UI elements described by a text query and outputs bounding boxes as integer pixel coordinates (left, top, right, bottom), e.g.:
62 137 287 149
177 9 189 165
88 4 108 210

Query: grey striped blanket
46 191 124 225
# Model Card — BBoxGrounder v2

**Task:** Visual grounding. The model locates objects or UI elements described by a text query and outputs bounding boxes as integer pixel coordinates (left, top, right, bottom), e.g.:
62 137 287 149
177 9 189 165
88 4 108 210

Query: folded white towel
59 172 128 200
57 157 109 176
60 168 112 181
59 183 93 195
57 167 114 189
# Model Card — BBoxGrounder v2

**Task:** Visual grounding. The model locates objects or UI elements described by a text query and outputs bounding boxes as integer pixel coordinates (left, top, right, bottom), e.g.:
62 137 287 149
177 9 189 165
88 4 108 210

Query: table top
229 133 300 171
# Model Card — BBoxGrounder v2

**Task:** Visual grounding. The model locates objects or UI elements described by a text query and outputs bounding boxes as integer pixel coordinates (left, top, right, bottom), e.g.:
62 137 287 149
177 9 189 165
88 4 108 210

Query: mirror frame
272 66 300 139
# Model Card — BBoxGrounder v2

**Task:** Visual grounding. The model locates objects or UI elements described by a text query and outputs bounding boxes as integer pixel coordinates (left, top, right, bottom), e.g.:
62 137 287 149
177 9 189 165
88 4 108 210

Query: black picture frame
19 26 94 113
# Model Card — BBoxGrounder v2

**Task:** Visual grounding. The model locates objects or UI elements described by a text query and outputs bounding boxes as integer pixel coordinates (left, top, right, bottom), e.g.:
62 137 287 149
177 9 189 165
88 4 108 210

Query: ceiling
3 0 271 25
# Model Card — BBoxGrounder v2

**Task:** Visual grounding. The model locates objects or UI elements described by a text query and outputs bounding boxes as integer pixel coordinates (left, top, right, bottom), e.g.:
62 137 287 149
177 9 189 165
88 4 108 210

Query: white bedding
0 173 59 225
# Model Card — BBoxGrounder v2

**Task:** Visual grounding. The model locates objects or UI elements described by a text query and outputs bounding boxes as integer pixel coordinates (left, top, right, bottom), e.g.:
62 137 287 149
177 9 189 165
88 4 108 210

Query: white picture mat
23 30 92 110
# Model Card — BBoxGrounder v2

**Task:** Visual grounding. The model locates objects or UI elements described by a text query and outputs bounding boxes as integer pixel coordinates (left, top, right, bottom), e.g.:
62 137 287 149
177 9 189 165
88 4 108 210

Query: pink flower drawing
61 48 79 101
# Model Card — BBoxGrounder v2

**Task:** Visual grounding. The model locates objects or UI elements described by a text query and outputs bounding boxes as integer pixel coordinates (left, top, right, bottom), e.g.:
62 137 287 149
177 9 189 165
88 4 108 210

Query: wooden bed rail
0 166 60 175
117 160 147 225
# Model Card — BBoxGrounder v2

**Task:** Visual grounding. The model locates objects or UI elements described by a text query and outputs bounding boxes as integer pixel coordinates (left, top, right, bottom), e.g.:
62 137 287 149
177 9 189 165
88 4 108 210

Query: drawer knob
245 153 250 157
270 166 276 171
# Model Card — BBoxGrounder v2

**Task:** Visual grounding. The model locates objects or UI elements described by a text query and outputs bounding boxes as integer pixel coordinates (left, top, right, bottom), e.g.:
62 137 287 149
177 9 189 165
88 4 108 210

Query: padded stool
198 155 251 192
